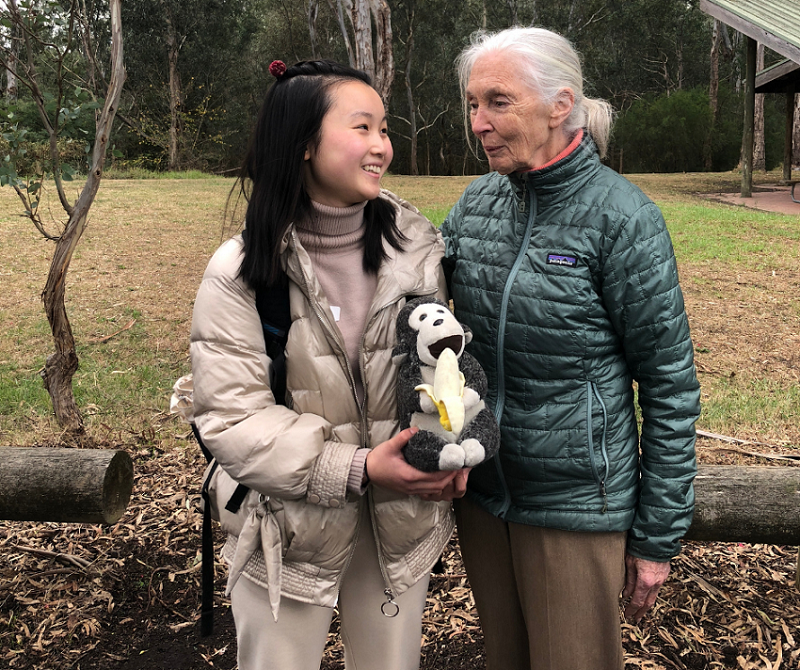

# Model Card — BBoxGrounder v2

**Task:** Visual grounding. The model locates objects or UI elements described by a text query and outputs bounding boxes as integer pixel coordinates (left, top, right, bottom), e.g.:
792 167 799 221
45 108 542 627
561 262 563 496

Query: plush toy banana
414 347 466 435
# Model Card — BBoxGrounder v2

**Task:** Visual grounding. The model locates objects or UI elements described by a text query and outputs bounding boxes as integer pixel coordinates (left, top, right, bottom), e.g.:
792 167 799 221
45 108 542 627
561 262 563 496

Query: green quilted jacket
442 133 700 562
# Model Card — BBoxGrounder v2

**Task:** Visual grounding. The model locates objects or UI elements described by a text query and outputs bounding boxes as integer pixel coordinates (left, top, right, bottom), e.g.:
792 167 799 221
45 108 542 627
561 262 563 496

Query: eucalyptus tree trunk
705 19 721 170
403 10 418 176
307 0 320 59
4 0 19 99
344 0 393 106
161 1 182 171
753 44 765 172
39 0 127 434
351 0 374 80
369 0 393 105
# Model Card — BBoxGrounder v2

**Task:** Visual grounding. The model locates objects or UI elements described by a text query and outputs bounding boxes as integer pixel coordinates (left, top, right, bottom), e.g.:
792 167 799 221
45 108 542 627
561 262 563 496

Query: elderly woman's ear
549 88 575 129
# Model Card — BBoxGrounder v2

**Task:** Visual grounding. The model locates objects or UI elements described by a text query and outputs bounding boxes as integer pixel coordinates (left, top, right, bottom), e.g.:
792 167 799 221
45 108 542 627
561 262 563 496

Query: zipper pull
518 194 526 213
600 481 608 514
380 588 399 618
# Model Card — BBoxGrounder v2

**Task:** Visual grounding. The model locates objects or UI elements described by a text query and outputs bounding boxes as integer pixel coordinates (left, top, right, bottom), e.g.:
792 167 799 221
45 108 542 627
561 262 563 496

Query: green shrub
611 84 785 173
613 89 714 173
0 136 89 179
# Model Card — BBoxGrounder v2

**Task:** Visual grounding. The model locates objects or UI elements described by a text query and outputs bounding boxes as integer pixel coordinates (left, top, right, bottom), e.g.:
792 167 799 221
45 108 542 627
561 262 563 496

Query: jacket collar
280 193 439 313
508 131 602 205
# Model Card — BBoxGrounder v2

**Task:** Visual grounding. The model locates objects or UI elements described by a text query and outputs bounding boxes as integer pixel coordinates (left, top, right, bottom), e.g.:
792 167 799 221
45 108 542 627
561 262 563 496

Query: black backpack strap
192 422 213 463
200 458 219 637
255 277 291 407
195 271 291 637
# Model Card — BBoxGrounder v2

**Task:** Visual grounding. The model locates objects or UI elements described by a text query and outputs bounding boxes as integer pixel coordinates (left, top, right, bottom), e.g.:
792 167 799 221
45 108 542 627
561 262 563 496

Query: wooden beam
686 465 800 545
755 58 800 94
0 448 133 524
699 0 800 64
741 36 756 198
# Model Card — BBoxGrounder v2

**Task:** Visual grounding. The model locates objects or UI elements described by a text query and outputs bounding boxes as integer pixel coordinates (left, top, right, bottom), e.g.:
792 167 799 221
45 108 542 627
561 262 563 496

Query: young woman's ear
304 147 311 161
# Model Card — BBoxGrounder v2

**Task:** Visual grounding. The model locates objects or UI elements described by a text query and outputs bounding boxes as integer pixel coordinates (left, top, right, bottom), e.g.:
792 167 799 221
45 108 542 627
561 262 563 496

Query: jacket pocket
372 496 442 559
270 497 359 568
586 381 610 512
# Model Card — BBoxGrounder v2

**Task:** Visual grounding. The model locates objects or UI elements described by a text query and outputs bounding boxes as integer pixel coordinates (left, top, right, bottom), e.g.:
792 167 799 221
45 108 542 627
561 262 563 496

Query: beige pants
230 505 430 670
455 496 626 670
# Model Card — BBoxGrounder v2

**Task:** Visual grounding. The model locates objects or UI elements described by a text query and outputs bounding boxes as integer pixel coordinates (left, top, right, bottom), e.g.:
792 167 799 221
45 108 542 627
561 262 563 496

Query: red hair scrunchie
269 60 287 78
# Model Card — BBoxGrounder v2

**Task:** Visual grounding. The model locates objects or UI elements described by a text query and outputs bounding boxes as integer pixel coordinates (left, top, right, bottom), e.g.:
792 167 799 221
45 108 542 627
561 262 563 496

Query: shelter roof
699 0 800 63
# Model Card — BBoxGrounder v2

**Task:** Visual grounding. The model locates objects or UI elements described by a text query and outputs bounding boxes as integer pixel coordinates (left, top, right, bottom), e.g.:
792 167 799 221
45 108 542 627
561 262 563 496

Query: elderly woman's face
466 53 572 174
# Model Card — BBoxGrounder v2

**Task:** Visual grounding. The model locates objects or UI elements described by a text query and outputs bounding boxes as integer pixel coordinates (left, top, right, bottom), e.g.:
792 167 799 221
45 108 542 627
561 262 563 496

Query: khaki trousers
455 496 626 670
230 504 430 670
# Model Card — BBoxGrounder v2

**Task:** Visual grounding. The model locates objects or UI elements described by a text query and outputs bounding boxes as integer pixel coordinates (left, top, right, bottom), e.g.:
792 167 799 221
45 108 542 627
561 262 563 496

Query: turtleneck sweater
295 200 377 493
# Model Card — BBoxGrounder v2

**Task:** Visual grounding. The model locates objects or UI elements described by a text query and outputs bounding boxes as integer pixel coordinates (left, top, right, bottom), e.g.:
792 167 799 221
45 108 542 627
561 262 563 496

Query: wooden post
741 36 756 198
0 448 133 524
785 92 794 183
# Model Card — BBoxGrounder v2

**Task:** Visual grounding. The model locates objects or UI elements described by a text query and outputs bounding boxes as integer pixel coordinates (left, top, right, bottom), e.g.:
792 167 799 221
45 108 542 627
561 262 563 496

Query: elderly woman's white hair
457 26 614 158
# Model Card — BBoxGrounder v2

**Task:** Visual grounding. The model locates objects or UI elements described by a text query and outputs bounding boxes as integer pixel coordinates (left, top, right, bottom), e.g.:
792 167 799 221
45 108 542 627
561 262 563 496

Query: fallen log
0 448 133 524
686 465 800 545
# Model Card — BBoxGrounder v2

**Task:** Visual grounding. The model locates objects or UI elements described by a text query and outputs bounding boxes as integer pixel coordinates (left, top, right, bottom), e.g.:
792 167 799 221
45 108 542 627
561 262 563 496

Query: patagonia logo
546 253 578 267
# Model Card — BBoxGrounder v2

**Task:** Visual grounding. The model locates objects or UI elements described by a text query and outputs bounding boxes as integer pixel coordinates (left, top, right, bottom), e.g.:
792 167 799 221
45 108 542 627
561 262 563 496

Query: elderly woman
441 27 701 670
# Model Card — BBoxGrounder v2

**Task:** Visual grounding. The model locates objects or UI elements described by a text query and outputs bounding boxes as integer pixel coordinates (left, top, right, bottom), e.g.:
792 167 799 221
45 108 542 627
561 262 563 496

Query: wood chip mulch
1 439 799 670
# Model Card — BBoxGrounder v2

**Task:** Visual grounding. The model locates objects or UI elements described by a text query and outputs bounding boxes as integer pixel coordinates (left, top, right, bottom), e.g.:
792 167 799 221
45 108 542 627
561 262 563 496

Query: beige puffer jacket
190 190 454 613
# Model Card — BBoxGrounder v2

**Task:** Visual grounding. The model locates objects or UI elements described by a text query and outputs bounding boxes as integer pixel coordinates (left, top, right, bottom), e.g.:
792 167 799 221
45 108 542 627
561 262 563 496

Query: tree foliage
4 0 789 176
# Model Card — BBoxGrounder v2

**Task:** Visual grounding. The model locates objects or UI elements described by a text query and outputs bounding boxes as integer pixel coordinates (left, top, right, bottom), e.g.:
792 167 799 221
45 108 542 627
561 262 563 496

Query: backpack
172 280 291 637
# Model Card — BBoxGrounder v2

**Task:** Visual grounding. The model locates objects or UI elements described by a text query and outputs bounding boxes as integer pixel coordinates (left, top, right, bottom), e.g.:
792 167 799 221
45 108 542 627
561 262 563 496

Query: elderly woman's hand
622 553 671 623
419 468 471 502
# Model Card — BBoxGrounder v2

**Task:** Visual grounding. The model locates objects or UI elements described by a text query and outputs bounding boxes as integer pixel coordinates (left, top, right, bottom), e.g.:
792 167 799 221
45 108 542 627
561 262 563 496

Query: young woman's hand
365 428 469 500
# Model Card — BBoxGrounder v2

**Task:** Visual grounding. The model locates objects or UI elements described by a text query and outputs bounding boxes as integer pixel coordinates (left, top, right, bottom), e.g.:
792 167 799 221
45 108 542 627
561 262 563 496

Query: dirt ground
1 177 799 670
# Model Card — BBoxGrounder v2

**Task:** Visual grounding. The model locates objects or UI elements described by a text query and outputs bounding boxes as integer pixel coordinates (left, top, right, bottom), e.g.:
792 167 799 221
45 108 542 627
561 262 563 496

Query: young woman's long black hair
236 59 406 290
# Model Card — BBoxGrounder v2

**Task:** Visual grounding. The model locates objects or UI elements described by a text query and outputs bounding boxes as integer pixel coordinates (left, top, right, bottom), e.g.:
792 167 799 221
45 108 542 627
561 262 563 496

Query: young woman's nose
371 132 389 156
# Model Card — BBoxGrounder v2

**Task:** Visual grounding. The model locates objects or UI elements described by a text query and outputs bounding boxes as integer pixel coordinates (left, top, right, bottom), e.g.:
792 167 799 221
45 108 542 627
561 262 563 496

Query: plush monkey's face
407 303 470 367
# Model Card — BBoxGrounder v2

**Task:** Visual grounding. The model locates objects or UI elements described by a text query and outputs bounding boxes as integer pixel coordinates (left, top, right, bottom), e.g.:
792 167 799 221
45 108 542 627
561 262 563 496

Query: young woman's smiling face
303 80 393 207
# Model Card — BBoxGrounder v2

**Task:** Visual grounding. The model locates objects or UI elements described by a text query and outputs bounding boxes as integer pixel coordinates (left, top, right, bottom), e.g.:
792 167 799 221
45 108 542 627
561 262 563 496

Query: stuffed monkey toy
392 297 500 472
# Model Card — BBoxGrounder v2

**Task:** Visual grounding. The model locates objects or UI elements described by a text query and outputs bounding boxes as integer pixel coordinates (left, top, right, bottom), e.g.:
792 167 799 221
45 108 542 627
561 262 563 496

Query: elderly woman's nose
471 108 491 134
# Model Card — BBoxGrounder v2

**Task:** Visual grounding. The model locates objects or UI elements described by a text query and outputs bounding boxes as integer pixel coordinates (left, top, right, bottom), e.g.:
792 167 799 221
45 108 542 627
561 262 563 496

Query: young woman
189 59 467 670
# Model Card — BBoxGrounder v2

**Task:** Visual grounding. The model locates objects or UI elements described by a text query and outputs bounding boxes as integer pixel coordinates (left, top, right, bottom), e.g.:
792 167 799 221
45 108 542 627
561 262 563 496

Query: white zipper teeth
361 290 440 606
369 489 395 602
